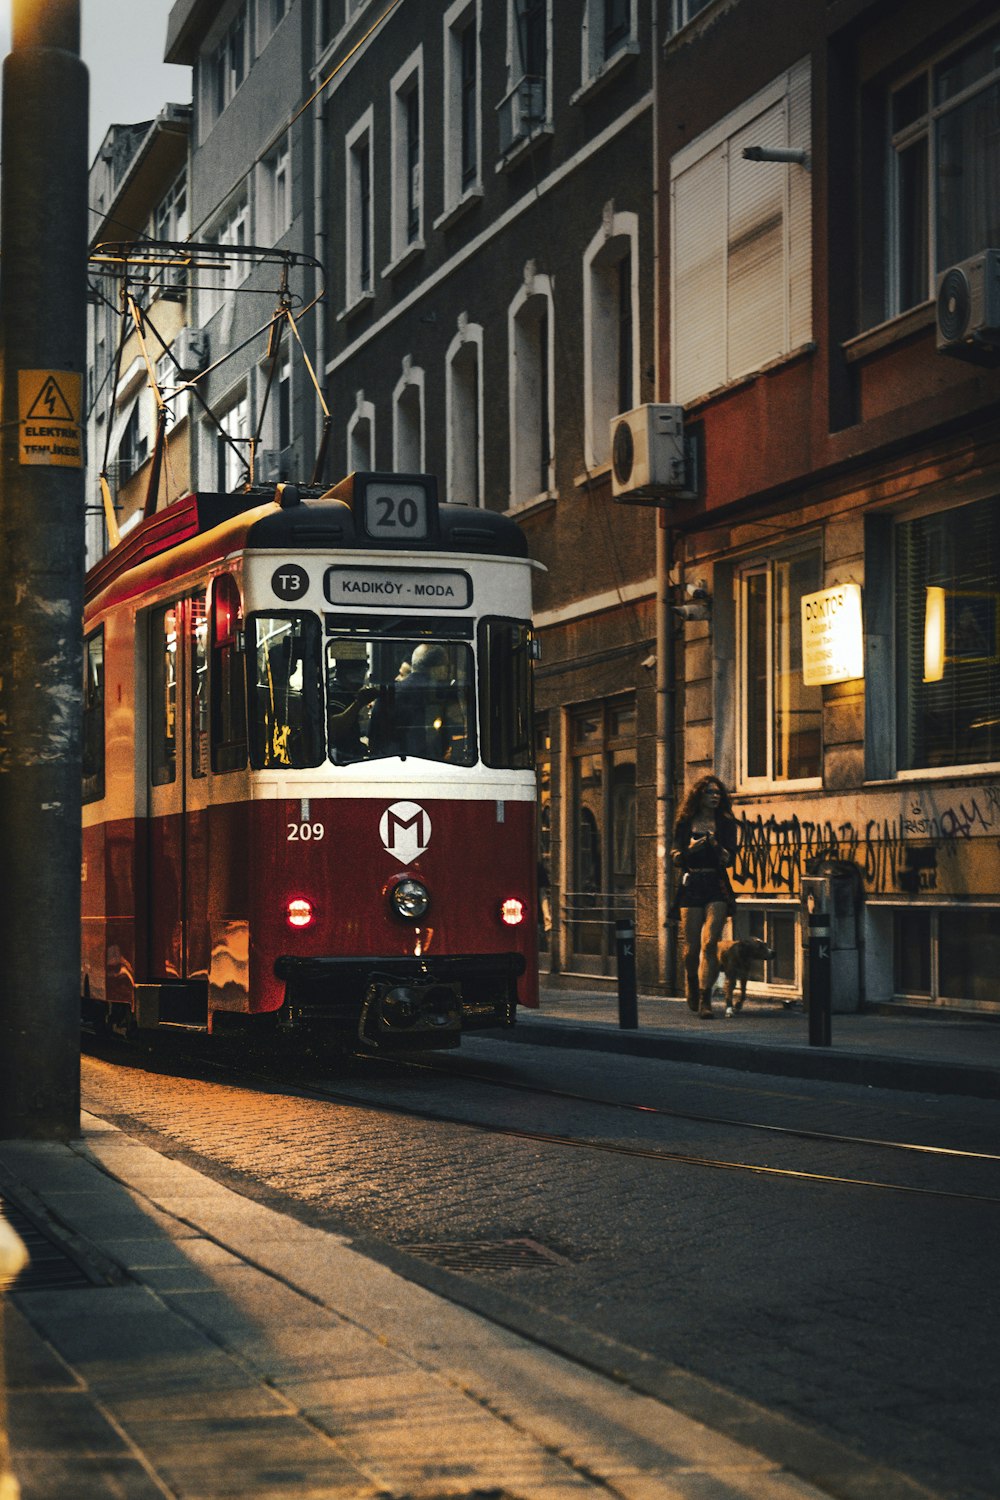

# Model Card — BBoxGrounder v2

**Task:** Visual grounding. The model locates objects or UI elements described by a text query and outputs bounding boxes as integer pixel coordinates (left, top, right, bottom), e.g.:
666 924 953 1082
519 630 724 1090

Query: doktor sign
801 583 864 686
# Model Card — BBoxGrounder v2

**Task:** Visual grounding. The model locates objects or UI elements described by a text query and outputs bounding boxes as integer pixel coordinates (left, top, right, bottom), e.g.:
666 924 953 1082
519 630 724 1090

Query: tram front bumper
274 951 526 1045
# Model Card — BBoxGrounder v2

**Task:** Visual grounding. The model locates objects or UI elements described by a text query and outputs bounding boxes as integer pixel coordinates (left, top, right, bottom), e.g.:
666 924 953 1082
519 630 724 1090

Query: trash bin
800 859 863 1014
0 1213 27 1500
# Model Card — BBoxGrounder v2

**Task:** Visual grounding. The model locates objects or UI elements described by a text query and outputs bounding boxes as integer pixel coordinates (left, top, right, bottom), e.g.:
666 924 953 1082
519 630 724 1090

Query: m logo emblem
379 800 431 864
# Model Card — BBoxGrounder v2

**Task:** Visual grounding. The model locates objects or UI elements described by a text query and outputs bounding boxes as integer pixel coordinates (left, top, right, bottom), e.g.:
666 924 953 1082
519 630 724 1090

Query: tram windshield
247 613 478 768
326 634 476 767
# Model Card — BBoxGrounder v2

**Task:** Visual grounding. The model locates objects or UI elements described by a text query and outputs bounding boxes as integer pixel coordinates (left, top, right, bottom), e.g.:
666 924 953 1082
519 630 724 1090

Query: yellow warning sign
18 369 83 468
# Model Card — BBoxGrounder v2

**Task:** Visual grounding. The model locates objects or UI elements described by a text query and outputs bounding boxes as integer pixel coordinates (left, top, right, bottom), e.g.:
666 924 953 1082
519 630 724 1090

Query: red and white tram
81 472 539 1050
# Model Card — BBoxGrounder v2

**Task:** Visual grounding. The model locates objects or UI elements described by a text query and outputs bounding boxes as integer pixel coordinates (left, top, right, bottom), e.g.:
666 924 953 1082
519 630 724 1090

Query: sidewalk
0 1114 894 1500
515 978 1000 1099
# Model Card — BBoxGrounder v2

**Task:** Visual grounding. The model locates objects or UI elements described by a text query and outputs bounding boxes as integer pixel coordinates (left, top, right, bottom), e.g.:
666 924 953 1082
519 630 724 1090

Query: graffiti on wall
732 784 1000 898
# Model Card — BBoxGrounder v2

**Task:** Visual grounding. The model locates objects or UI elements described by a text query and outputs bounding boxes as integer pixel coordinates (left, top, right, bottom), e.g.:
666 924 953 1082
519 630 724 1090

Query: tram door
146 595 211 996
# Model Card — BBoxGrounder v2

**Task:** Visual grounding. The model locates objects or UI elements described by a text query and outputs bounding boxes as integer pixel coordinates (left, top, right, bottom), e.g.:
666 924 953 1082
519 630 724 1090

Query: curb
506 1019 1000 1100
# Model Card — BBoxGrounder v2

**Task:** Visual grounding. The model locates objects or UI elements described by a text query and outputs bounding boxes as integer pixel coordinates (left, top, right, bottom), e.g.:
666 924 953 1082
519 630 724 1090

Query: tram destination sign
324 566 472 609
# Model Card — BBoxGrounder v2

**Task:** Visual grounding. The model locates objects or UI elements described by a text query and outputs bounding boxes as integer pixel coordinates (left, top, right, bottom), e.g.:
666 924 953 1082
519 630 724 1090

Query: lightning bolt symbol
44 386 57 415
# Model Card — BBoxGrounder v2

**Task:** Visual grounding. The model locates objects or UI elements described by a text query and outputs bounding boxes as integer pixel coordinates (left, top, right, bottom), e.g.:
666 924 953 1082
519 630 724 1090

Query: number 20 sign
362 481 428 539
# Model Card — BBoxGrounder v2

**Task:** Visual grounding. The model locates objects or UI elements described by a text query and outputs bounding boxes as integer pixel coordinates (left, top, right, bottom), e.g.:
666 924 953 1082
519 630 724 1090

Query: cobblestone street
77 1035 1000 1500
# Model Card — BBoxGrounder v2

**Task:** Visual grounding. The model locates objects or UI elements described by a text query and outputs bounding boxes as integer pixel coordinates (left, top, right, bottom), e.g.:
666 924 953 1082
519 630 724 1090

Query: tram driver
327 650 378 763
370 643 467 762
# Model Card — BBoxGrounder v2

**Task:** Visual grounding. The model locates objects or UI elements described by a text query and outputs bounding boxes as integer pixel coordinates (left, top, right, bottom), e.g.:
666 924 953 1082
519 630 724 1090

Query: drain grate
0 1195 96 1293
399 1236 572 1273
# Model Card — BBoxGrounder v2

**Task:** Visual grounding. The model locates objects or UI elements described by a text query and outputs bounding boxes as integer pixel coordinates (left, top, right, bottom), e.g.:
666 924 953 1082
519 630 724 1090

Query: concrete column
0 0 88 1139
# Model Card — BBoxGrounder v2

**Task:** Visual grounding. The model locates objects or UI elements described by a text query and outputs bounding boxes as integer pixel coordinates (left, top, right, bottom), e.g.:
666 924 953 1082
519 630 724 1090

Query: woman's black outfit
671 816 737 910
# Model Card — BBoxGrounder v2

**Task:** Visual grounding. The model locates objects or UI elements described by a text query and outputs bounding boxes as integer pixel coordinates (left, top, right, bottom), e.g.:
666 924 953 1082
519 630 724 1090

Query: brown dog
717 937 775 1015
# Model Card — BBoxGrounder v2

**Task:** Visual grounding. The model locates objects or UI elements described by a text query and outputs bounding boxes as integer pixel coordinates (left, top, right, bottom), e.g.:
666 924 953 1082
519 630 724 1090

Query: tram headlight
500 897 525 926
390 878 430 920
287 897 314 928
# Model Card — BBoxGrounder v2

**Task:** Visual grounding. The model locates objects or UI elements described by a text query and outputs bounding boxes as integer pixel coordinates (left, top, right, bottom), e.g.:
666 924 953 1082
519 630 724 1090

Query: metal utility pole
0 1 88 1139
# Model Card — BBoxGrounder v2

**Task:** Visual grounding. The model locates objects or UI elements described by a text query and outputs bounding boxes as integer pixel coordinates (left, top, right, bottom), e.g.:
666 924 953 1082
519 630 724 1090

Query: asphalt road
80 1035 1000 1500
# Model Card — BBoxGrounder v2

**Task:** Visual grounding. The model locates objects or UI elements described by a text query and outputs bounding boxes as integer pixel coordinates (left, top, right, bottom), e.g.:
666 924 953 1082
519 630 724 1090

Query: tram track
83 1032 1000 1205
385 1051 1000 1163
279 1057 1000 1206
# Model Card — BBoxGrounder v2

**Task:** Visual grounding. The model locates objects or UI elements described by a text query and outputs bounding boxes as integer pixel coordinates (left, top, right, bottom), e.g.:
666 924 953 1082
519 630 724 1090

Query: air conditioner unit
936 249 1000 360
610 404 687 498
171 327 209 377
497 75 545 155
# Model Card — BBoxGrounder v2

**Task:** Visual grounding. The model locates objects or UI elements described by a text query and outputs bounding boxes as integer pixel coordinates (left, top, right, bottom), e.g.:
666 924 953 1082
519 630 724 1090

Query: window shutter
671 145 727 404
728 101 787 380
787 57 813 351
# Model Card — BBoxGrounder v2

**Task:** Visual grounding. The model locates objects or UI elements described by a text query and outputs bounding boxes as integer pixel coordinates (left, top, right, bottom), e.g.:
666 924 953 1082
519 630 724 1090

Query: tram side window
191 593 209 778
211 575 248 774
478 618 535 770
82 627 105 804
150 604 178 786
249 613 324 768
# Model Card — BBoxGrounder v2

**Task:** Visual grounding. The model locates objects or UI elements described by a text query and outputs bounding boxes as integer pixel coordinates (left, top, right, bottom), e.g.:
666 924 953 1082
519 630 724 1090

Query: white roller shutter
671 145 727 405
670 58 812 405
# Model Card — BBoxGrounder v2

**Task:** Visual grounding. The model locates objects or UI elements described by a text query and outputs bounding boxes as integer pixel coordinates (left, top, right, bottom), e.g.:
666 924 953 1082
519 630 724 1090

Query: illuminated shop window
896 496 1000 771
737 546 823 789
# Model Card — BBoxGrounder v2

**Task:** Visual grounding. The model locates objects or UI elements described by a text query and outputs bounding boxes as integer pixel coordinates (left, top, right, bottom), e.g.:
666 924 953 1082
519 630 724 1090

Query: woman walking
671 775 737 1018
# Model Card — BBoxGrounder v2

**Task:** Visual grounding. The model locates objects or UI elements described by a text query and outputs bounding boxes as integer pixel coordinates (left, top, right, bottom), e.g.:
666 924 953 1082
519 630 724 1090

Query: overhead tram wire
89 240 330 492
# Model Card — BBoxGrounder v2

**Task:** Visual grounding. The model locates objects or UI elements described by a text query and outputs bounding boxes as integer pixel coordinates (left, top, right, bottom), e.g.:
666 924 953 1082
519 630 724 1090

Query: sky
0 0 192 162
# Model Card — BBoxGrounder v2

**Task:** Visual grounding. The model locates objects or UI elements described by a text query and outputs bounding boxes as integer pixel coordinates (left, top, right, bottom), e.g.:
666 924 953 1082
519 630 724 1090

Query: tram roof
85 483 529 609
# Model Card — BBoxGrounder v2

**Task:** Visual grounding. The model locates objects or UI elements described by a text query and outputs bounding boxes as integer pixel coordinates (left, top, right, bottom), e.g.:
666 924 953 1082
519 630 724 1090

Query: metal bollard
615 919 638 1029
0 1213 27 1500
808 912 832 1047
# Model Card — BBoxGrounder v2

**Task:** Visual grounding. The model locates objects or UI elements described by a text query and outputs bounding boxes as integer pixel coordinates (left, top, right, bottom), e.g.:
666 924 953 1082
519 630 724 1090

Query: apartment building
658 0 1000 1011
87 105 192 563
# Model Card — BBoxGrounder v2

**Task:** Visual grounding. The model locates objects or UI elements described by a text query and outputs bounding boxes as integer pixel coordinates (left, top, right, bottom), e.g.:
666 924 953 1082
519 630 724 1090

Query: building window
390 52 423 262
319 0 337 45
582 0 635 81
346 113 374 303
893 907 1000 1006
888 22 1000 316
216 394 250 491
153 171 190 299
509 270 553 506
737 546 823 788
276 361 291 453
670 0 714 32
155 171 188 243
202 195 249 323
499 0 548 155
670 59 812 406
393 360 424 471
267 0 289 35
584 210 638 468
348 395 375 471
737 906 799 993
210 5 250 120
119 401 149 480
513 0 546 81
446 320 483 505
895 496 1000 772
566 699 636 975
260 135 291 243
443 2 480 208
